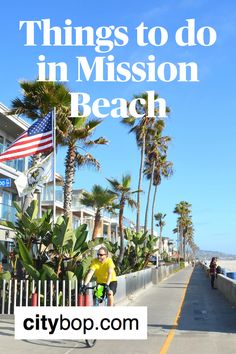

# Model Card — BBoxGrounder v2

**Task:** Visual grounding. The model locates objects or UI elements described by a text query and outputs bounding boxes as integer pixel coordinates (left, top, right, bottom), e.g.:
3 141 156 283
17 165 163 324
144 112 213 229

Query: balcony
41 187 94 212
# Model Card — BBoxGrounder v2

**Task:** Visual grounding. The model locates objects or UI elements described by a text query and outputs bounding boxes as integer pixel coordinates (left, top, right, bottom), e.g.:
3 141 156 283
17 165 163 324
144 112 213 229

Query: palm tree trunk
136 135 145 233
151 185 158 236
180 227 184 259
159 225 163 258
183 234 186 261
64 144 76 218
118 201 125 264
92 210 101 240
144 162 155 233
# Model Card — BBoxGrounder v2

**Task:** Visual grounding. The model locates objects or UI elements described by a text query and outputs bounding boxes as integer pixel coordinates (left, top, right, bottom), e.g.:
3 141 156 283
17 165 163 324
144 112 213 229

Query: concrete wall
151 264 179 284
115 264 180 304
115 268 152 303
201 263 236 306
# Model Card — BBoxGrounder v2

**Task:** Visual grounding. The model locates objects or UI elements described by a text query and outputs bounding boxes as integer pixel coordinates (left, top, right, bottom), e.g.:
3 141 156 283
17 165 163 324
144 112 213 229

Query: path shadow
176 265 236 333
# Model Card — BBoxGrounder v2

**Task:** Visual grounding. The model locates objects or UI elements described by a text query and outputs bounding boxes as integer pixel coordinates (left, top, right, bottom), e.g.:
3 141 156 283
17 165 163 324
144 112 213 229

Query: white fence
1 279 82 314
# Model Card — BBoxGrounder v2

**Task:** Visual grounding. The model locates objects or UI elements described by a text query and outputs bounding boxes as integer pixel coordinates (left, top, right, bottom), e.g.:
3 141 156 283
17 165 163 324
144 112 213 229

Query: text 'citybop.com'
15 306 147 340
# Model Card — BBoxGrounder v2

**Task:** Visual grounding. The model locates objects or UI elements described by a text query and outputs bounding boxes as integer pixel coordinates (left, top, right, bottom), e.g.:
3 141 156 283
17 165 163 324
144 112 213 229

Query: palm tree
150 156 173 236
143 121 171 233
60 117 108 217
122 92 170 233
9 81 72 211
107 174 138 264
8 80 71 140
80 185 115 240
9 80 107 218
182 217 194 261
173 201 192 260
154 212 166 257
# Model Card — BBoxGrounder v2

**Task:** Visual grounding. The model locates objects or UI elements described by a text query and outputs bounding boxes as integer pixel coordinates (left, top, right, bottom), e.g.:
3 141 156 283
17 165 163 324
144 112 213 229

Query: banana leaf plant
0 200 103 283
51 216 103 282
105 229 158 275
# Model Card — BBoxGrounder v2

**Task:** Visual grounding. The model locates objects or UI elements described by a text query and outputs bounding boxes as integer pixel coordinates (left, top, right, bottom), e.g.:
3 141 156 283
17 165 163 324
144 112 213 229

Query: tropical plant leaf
74 256 93 280
86 238 103 249
13 201 22 213
0 271 11 281
41 232 53 247
0 220 16 230
42 264 58 281
53 217 74 249
73 224 88 251
25 199 38 219
22 262 40 280
0 242 9 257
17 238 33 266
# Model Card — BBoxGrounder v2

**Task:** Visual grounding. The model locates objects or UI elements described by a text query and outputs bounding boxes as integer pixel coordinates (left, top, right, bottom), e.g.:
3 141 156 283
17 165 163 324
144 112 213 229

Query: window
1 137 25 171
5 140 14 169
0 136 4 154
0 191 13 221
2 191 12 206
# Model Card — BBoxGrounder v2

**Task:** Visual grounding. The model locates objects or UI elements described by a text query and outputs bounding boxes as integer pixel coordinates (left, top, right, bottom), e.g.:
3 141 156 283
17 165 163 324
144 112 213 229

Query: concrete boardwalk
1 265 236 353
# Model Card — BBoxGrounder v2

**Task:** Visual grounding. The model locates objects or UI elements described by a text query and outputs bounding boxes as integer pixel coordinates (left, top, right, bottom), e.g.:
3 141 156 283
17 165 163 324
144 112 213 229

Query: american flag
0 112 53 163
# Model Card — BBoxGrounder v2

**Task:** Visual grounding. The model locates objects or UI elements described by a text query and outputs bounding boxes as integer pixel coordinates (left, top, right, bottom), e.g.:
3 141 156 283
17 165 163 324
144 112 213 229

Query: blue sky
1 0 236 254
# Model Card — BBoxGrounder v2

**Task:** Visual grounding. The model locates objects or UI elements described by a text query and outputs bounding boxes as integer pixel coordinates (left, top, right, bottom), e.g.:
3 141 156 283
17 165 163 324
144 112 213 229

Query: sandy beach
214 260 236 272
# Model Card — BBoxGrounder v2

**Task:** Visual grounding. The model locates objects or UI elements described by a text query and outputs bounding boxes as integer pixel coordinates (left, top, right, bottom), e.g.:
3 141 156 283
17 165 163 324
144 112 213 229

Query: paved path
167 265 236 354
1 265 236 353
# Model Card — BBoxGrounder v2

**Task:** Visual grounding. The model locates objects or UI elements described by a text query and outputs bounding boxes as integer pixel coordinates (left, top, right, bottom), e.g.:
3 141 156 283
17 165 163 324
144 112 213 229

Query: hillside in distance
196 249 236 260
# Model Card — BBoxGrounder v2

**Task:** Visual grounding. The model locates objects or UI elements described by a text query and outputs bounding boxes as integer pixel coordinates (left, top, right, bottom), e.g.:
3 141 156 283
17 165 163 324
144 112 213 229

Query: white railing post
50 280 53 306
56 280 59 306
8 279 12 314
68 280 71 307
1 280 6 314
38 280 41 306
26 280 29 306
62 280 65 306
44 280 47 307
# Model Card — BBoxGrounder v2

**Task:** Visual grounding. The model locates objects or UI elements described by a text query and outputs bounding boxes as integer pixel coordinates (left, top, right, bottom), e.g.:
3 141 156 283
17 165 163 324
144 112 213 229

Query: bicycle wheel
85 339 97 347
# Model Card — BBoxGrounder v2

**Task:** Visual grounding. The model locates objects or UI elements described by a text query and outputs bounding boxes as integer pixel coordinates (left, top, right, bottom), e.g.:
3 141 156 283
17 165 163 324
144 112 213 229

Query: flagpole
53 108 56 225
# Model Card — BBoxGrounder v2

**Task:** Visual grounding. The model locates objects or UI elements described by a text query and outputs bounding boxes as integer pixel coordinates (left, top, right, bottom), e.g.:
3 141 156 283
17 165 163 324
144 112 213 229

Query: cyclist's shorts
108 281 117 295
99 281 117 296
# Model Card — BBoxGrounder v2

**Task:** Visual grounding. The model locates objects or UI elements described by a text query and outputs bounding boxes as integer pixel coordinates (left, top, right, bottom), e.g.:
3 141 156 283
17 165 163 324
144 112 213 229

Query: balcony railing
41 188 63 204
42 188 94 211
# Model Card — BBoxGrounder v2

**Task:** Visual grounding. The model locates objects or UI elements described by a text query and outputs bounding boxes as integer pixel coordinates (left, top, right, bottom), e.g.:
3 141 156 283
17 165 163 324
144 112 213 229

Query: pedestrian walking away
209 257 217 289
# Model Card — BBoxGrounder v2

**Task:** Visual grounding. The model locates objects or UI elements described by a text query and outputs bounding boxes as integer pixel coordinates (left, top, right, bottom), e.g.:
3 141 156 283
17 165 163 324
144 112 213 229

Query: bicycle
78 284 109 348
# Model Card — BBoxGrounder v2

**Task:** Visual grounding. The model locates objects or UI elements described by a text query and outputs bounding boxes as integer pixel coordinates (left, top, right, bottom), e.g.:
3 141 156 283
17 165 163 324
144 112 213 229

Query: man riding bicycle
83 246 117 306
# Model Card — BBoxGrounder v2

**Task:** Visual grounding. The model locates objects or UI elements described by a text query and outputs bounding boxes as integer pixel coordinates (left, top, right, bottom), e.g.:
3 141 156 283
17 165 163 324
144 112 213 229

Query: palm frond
76 153 101 170
84 137 109 146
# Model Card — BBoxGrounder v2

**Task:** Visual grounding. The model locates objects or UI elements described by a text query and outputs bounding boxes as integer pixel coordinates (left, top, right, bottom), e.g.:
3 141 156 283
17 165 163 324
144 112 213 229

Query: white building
41 186 119 241
0 103 30 252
